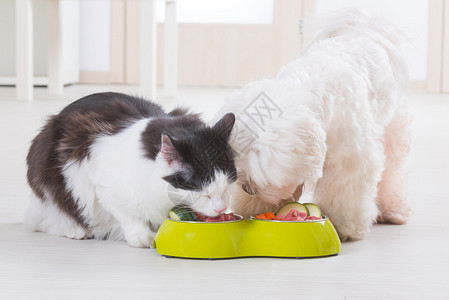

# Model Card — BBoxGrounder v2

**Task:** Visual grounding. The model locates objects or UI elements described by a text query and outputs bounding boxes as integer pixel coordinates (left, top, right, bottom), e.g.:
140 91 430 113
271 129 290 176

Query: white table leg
15 0 33 101
47 0 63 95
140 0 157 101
164 0 177 98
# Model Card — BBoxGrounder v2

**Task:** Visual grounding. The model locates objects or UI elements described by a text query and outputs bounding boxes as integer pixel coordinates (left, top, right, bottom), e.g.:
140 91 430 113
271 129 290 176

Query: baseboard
79 71 111 84
0 76 77 86
70 74 430 93
410 80 427 92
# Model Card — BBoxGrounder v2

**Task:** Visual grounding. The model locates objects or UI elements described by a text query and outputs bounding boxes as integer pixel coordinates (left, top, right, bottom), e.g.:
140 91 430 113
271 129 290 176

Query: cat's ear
160 132 182 167
212 113 235 142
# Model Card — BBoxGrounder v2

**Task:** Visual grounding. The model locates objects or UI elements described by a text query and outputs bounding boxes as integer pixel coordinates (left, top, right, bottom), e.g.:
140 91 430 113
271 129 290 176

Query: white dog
217 10 412 241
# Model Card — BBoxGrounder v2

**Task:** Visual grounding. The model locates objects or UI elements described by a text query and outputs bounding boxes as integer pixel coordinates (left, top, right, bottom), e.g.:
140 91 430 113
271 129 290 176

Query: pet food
254 202 323 222
169 206 236 222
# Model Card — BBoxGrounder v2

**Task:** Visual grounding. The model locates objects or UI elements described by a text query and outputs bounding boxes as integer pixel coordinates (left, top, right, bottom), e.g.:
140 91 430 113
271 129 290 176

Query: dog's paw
377 211 410 225
338 231 365 242
124 224 155 248
335 223 369 241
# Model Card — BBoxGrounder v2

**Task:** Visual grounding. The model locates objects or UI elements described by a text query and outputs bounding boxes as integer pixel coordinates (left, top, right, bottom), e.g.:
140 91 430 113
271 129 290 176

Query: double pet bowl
153 215 341 259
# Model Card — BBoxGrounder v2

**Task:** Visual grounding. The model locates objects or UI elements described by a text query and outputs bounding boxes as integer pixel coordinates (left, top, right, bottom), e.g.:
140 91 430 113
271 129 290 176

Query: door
111 0 315 87
428 0 449 93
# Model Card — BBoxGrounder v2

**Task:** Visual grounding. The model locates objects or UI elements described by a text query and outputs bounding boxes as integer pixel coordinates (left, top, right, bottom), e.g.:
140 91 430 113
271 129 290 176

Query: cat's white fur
25 118 235 247
217 10 412 240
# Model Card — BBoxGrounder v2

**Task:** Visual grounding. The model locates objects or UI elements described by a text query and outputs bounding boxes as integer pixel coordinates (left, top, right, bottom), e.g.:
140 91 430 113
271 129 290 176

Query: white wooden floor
0 85 448 299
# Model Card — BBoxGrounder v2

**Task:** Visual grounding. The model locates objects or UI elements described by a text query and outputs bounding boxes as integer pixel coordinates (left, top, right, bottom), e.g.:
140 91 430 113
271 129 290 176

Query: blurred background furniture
15 0 177 101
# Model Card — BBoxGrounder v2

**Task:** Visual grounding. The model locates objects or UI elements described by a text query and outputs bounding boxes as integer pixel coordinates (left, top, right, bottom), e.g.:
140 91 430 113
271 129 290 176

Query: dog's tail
311 8 409 86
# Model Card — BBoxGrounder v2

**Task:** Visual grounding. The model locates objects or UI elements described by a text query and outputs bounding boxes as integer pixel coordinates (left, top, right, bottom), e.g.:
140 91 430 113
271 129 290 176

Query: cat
25 92 237 247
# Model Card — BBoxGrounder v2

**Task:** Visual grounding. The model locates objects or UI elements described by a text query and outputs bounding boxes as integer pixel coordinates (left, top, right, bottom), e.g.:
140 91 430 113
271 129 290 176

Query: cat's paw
44 221 92 240
124 224 155 248
64 225 92 240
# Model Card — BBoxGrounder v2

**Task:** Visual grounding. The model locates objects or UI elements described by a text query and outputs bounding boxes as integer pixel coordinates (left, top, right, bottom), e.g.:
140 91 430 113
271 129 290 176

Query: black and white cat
25 92 237 247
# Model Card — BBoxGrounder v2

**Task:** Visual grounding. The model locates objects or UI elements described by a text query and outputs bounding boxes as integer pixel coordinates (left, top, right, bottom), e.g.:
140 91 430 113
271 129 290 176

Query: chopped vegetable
303 203 322 218
169 205 198 221
264 212 276 220
276 202 309 217
255 213 267 220
254 212 276 220
255 202 324 222
169 206 236 222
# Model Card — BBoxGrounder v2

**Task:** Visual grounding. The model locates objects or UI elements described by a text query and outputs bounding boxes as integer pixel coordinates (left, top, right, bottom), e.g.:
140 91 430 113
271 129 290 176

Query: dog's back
310 9 408 86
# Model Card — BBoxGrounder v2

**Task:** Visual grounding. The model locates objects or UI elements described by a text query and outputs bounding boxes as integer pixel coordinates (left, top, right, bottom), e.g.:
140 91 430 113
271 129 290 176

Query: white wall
78 0 274 73
316 0 429 80
79 1 110 72
155 0 274 23
0 0 79 84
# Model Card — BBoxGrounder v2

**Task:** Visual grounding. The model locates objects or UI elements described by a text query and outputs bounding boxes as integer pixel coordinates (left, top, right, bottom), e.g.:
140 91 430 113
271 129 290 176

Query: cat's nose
211 197 226 213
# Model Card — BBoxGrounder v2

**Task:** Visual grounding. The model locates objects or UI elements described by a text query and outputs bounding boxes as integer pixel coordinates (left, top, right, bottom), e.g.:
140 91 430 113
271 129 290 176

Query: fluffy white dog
217 10 412 241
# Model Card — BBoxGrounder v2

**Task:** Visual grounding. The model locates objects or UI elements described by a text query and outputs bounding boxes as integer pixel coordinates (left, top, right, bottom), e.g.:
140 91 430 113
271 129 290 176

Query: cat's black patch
56 92 165 162
142 113 237 191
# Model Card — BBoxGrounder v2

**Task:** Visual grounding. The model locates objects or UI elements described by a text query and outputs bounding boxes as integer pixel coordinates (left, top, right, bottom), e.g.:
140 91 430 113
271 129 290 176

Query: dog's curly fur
217 10 412 241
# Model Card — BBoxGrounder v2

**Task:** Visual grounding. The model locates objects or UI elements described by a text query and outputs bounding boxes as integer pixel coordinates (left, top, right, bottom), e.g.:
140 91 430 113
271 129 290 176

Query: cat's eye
241 182 256 195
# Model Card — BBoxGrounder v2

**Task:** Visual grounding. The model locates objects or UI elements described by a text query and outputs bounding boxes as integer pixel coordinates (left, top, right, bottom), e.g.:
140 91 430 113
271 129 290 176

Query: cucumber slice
168 205 198 221
303 203 322 217
275 202 309 217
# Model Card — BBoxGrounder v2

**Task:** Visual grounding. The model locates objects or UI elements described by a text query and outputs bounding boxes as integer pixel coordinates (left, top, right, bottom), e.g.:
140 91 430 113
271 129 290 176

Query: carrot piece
255 213 267 220
264 212 276 220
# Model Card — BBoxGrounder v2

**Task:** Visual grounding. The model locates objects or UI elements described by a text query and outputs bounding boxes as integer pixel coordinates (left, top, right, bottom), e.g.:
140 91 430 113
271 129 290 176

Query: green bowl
153 215 341 259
